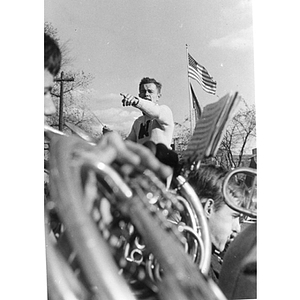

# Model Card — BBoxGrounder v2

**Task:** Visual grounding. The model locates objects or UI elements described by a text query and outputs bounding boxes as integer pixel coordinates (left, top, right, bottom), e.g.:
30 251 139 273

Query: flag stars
188 53 217 95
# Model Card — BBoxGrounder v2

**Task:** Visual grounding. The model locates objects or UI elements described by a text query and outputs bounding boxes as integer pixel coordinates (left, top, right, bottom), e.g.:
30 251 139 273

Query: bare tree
44 22 73 68
46 83 102 139
216 101 256 168
173 118 192 160
44 22 102 138
171 100 256 169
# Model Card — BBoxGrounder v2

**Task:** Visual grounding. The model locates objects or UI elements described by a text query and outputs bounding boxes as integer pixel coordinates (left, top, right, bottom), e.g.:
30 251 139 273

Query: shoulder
158 104 172 112
157 104 174 120
133 115 146 123
218 224 257 299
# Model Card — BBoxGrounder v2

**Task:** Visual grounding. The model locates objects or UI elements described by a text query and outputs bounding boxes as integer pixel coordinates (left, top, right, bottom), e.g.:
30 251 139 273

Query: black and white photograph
44 1 257 299
5 1 300 300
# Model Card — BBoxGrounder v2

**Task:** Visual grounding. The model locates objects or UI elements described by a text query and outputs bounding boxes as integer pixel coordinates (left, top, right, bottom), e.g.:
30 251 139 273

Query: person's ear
203 199 214 219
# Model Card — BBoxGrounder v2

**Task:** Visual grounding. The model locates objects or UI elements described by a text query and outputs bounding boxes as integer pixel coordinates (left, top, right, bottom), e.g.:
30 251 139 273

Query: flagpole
185 44 195 135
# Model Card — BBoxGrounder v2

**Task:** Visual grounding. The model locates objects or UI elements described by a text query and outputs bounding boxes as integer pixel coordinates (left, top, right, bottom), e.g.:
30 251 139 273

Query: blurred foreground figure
44 33 61 119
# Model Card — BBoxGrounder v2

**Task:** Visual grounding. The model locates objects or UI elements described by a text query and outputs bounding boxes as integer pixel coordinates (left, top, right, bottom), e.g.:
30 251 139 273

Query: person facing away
121 77 174 148
188 164 247 283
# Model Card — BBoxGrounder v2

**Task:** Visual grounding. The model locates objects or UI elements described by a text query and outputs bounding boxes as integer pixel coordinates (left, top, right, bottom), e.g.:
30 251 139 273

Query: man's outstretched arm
120 93 173 126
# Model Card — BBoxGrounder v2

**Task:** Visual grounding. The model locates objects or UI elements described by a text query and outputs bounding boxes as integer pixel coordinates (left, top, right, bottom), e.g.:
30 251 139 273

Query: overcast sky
45 0 255 134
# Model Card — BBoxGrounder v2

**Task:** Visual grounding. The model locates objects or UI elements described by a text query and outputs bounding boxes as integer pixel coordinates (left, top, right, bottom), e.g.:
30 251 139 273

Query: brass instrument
44 125 225 300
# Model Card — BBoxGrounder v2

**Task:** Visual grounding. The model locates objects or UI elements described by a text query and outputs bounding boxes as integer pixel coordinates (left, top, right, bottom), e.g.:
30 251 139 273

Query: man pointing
121 77 174 148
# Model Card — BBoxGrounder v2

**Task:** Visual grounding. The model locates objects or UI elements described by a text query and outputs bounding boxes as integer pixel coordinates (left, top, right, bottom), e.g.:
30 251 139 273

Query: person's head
44 33 61 117
188 164 247 252
138 77 162 104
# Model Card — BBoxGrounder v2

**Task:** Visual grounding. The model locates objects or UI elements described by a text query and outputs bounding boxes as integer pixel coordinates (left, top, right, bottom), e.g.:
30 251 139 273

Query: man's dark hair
139 77 162 93
188 164 247 212
44 33 62 76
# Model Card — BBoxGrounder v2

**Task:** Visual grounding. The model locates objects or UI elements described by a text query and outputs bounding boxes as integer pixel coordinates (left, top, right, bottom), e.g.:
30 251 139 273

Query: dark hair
188 164 247 212
139 77 162 93
44 33 62 76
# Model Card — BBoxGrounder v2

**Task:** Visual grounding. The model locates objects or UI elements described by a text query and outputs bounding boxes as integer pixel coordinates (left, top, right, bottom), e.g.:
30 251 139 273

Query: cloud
86 89 124 112
209 0 254 51
86 89 141 134
96 92 120 102
93 107 140 134
219 0 253 23
88 89 120 101
209 26 253 51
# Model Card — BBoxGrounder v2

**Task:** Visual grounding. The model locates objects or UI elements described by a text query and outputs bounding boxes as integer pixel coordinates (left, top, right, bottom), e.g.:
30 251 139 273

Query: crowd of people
44 33 256 300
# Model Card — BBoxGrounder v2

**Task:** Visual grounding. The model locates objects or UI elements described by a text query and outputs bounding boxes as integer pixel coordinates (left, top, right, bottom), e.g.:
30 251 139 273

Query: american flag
190 83 202 122
188 53 217 95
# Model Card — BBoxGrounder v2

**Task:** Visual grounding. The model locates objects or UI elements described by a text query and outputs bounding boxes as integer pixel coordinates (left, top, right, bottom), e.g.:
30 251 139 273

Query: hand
95 131 172 179
120 93 140 107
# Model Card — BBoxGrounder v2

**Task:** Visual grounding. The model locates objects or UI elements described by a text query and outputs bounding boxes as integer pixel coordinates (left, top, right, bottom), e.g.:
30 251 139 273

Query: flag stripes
190 83 202 122
188 53 217 95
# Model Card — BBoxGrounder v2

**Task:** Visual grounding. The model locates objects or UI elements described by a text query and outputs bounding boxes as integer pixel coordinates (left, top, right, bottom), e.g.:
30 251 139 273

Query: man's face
44 69 56 121
139 83 161 104
207 201 241 252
